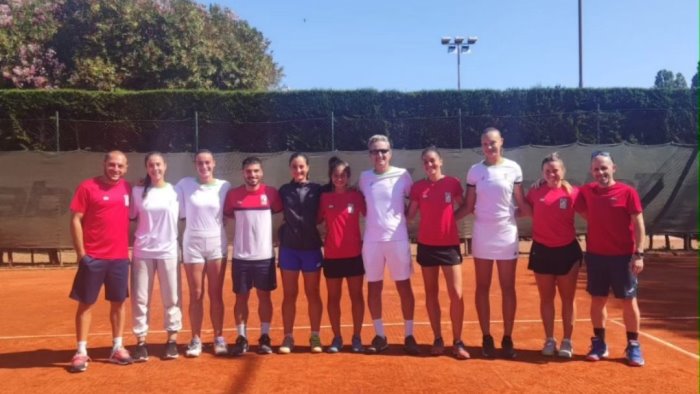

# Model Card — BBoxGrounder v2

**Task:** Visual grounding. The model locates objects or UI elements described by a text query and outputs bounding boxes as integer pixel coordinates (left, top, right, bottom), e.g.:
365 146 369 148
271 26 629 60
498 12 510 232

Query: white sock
261 322 271 335
215 335 225 344
373 319 385 337
77 341 87 355
237 323 246 338
405 320 414 337
112 337 123 350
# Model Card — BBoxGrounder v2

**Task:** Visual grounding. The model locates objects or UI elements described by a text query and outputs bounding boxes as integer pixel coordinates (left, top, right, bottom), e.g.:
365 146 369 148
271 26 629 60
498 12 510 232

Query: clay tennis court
0 246 697 393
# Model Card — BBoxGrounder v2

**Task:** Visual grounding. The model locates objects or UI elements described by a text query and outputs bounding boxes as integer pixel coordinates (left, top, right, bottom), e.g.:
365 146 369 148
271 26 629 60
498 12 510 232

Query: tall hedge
0 88 696 152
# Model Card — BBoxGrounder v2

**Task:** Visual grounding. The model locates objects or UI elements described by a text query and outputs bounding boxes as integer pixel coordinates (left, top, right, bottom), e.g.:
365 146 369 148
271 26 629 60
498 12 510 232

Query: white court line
1 316 696 341
608 319 699 360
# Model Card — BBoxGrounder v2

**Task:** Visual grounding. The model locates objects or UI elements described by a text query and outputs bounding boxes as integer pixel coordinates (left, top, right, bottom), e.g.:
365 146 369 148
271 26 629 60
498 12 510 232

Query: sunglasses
369 149 390 155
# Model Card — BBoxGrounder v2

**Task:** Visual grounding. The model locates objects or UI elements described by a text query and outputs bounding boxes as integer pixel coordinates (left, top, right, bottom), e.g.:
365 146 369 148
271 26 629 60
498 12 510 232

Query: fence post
458 108 463 150
596 103 601 143
331 111 335 151
55 110 60 152
194 111 199 152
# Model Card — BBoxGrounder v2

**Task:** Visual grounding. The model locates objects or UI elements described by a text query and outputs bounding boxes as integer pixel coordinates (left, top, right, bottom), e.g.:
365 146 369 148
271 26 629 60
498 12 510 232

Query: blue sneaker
625 340 645 367
351 335 364 353
585 337 609 361
327 336 343 353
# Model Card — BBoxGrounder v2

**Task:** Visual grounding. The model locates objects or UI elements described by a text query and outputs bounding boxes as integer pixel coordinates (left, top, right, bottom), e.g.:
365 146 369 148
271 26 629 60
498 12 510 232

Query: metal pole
457 47 462 91
55 110 59 152
596 103 601 143
458 108 463 150
331 111 335 151
194 111 199 152
578 0 583 88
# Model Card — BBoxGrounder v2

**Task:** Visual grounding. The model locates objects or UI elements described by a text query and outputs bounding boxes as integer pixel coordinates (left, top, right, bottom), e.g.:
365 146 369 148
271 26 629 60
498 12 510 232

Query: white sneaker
185 339 202 358
558 339 573 358
213 338 228 356
542 337 557 356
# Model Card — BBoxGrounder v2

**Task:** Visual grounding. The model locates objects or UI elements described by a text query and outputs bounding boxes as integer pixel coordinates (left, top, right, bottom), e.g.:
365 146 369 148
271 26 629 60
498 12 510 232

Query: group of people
67 128 647 373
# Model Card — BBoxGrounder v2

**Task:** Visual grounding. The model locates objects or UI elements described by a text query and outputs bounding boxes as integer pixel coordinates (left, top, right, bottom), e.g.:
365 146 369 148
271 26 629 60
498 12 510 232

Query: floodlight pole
442 36 477 91
578 0 583 88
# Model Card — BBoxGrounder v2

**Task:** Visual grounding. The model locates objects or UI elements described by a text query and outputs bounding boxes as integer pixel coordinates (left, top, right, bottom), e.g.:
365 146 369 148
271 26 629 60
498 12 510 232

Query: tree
654 69 688 89
0 0 282 90
692 61 699 89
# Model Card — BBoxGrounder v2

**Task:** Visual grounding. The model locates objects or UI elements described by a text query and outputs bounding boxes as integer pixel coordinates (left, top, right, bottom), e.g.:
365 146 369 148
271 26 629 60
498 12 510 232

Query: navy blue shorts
322 255 365 279
69 256 130 304
585 253 638 299
232 258 277 294
278 247 322 273
416 244 462 267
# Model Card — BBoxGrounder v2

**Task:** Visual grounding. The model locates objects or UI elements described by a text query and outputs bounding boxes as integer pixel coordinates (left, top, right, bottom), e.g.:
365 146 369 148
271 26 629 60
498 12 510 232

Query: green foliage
0 0 282 90
654 69 689 89
0 88 696 152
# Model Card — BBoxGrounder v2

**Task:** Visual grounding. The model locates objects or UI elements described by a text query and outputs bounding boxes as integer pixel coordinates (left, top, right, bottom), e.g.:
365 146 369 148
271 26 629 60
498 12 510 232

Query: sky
211 0 698 91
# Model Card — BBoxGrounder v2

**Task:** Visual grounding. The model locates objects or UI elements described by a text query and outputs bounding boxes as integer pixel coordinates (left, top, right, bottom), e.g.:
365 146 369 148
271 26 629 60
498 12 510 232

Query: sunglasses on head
591 150 611 159
369 149 390 155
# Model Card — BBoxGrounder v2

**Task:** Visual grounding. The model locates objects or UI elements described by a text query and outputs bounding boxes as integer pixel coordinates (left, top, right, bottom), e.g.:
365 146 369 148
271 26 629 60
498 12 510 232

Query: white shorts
472 217 519 261
361 240 413 282
182 233 225 263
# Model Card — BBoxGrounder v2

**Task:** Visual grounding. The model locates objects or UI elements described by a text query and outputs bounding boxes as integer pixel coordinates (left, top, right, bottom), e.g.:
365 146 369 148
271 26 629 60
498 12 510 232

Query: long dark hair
326 156 351 191
143 151 165 198
289 152 310 181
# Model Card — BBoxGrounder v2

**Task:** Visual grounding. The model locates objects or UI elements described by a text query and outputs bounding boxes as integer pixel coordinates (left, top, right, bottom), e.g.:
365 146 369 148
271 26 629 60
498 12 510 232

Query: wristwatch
634 251 645 258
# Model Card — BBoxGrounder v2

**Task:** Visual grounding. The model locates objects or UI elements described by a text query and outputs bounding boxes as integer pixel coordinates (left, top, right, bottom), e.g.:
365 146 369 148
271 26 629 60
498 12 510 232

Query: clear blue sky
210 0 698 91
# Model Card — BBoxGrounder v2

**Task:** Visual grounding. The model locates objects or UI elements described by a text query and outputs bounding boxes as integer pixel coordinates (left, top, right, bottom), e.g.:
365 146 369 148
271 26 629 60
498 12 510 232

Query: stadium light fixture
441 35 478 90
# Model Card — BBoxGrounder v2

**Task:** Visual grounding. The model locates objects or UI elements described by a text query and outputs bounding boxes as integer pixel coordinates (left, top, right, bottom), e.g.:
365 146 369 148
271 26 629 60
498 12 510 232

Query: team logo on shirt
347 203 354 214
328 204 335 209
103 196 109 201
260 195 268 206
559 198 568 209
123 194 129 207
444 192 452 203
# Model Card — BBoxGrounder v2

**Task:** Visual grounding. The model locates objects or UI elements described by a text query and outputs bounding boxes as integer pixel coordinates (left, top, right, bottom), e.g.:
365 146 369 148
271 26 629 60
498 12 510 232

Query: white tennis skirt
471 217 519 261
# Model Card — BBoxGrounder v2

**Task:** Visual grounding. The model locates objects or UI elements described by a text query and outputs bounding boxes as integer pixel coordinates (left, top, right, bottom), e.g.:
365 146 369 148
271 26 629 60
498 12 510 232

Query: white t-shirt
131 183 180 259
176 177 230 238
466 158 523 222
359 166 413 242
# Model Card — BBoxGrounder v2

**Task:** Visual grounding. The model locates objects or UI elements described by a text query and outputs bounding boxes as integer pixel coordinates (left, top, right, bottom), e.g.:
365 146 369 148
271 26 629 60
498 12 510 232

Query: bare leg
421 266 442 338
442 264 464 342
535 273 557 338
281 269 300 335
496 259 517 336
473 258 494 335
184 263 205 339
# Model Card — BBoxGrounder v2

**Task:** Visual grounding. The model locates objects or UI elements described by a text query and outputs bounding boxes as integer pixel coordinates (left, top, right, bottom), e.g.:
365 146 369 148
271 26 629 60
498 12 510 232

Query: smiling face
481 130 504 162
289 156 309 183
422 150 443 179
369 140 392 173
590 155 616 187
542 160 565 188
331 164 350 191
103 151 128 184
195 152 215 182
243 162 263 189
146 154 166 185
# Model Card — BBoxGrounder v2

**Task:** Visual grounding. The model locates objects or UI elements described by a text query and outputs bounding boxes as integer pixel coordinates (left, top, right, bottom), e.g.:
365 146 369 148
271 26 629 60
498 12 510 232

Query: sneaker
625 340 645 367
585 337 609 361
430 337 445 356
327 336 343 353
70 353 90 373
404 335 420 355
229 335 249 356
109 347 134 365
213 338 228 357
482 335 496 358
257 334 273 355
164 340 179 359
541 338 557 356
133 342 149 362
310 334 323 353
501 336 517 359
366 335 389 354
452 340 471 360
351 335 364 353
558 339 573 359
185 339 202 358
278 335 295 354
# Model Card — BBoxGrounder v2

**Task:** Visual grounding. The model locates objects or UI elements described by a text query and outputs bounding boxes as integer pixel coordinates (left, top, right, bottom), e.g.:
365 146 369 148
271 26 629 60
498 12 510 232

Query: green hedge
0 88 696 152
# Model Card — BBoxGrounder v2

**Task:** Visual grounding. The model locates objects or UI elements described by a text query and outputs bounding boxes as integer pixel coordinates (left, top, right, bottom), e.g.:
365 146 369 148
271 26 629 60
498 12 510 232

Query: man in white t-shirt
358 134 418 355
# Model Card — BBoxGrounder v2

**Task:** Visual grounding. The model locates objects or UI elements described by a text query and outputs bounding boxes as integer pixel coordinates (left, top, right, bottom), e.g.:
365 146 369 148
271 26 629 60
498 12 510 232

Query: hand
629 255 644 275
529 178 546 189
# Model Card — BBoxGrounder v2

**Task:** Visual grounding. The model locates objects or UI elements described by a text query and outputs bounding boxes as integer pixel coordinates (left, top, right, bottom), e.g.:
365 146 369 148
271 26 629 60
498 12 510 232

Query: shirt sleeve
513 162 523 183
223 189 235 218
176 179 186 219
402 170 413 197
269 188 284 213
129 188 139 220
466 165 478 186
453 177 464 197
356 191 367 216
573 186 587 213
69 182 88 214
409 182 420 202
626 187 643 215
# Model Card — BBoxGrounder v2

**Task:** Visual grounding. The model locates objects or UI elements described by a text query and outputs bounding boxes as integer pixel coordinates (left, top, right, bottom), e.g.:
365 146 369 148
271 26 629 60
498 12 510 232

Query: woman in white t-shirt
176 149 231 357
458 127 530 359
130 152 182 361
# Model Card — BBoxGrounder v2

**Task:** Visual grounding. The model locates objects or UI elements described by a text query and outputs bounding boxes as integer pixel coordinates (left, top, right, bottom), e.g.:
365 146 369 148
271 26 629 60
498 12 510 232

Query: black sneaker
404 335 420 355
133 342 149 362
366 335 389 354
229 335 249 356
501 336 517 359
258 334 273 355
482 335 496 358
163 340 179 360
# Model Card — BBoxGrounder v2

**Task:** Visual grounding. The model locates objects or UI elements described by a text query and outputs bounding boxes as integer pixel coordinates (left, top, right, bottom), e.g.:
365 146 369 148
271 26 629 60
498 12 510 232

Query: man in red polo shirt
575 151 646 367
68 151 133 372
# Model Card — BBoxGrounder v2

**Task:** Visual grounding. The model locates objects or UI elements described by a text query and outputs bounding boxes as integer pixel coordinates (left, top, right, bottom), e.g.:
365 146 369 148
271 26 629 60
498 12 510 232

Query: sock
112 337 123 350
593 328 606 342
311 331 320 337
261 322 271 335
215 335 225 344
404 320 414 337
373 319 385 337
237 323 246 338
192 335 201 344
626 331 639 342
77 341 88 355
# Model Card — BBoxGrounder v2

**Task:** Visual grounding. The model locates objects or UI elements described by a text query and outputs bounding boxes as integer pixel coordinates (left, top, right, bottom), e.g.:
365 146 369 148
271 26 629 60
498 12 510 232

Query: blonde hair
541 152 572 194
367 134 391 149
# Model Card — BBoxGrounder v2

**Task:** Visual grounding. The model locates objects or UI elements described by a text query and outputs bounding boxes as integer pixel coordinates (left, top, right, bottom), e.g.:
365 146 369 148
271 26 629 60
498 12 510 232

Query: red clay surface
0 253 697 393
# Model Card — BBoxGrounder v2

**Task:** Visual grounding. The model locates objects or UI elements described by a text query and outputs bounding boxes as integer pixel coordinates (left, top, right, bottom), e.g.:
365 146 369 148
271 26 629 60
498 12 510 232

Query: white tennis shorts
362 240 413 282
182 233 225 263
